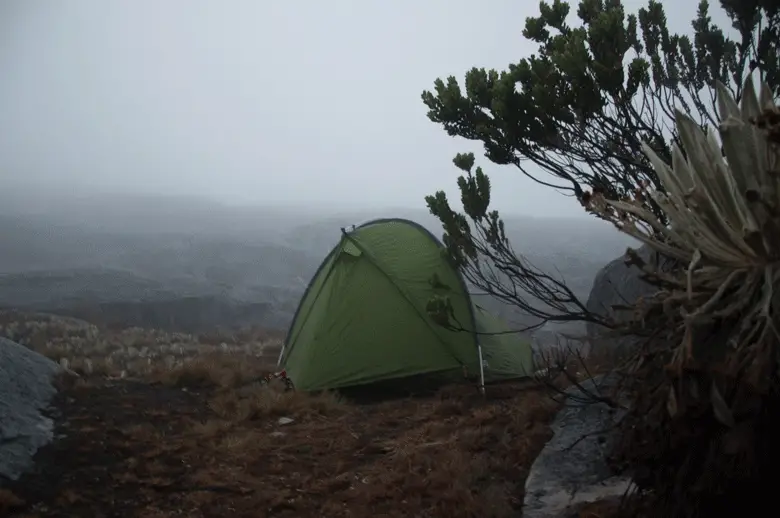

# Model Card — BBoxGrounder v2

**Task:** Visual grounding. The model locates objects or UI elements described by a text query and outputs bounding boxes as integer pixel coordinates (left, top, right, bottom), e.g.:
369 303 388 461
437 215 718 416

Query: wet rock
585 245 666 359
523 375 631 518
0 337 61 484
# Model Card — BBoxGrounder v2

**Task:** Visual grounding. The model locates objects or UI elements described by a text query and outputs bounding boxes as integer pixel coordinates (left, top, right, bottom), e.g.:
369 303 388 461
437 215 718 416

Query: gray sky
0 0 724 217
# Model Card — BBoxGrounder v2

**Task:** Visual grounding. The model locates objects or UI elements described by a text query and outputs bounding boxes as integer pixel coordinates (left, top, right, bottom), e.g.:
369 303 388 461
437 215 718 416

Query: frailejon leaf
688 377 700 400
710 382 735 427
715 81 740 120
667 385 678 418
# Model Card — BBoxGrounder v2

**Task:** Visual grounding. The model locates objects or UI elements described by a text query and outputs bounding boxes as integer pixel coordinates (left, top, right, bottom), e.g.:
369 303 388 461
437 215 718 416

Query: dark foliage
422 0 779 330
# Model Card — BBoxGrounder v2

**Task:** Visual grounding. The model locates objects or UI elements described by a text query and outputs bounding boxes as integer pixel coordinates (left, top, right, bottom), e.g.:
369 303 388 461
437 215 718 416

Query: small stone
277 417 294 425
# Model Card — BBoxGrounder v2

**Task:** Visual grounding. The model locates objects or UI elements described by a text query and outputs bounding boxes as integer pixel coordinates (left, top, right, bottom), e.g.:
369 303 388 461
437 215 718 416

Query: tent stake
477 345 486 396
276 344 286 367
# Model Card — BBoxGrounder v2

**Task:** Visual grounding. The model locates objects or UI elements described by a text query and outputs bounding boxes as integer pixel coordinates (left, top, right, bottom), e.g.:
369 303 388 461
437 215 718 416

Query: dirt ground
2 366 559 518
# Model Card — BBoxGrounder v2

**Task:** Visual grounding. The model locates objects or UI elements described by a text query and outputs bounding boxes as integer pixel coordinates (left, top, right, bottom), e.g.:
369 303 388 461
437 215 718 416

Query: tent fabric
473 305 534 382
281 218 534 392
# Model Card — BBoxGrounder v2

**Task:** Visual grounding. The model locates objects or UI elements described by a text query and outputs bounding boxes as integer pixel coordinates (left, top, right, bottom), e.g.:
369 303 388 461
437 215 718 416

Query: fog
0 0 723 218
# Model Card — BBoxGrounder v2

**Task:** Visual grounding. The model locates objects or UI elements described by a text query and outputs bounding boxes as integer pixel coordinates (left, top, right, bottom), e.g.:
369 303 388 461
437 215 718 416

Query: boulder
0 337 61 483
523 375 631 518
585 245 661 359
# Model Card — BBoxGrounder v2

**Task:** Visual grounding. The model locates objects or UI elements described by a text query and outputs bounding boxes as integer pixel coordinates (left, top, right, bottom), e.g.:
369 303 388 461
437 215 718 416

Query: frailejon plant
589 75 780 389
586 76 780 516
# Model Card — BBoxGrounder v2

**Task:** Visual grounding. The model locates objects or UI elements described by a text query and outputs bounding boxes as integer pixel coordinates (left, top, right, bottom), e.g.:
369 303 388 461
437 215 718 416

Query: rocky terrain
0 308 632 518
0 310 560 517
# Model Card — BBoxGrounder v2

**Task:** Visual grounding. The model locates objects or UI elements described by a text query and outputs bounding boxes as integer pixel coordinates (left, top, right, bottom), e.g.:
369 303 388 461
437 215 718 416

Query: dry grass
0 309 284 381
9 375 557 518
147 352 272 389
2 310 562 517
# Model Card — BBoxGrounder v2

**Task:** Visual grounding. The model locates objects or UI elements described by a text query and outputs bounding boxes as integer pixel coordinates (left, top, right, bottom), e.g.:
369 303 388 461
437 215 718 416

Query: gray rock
523 375 631 518
0 337 61 483
585 245 663 359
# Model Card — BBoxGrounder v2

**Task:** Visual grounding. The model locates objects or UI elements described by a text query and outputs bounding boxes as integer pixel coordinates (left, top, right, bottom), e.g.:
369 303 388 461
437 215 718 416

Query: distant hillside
0 192 634 336
46 297 286 334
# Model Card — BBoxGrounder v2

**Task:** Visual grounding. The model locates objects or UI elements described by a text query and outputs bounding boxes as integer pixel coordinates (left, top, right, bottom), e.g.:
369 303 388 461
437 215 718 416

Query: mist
0 0 724 218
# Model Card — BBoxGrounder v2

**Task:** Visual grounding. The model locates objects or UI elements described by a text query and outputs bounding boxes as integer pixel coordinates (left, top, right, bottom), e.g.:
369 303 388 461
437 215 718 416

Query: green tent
279 218 534 392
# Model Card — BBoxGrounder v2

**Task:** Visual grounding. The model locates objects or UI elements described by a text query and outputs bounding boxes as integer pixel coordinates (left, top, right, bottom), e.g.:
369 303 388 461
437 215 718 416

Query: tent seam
342 231 467 368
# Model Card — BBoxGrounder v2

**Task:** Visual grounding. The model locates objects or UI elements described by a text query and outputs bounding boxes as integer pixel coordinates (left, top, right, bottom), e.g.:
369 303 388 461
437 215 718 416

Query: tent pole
276 344 286 367
477 345 486 396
